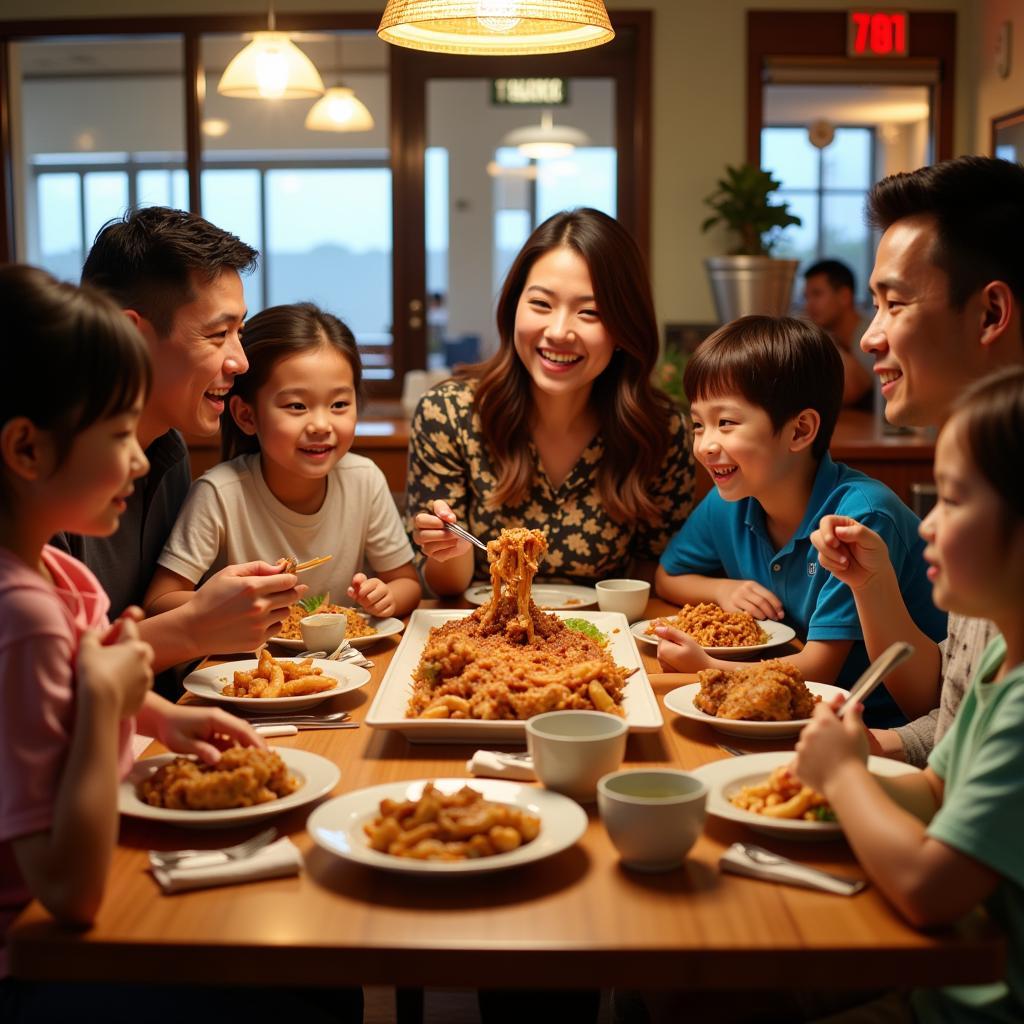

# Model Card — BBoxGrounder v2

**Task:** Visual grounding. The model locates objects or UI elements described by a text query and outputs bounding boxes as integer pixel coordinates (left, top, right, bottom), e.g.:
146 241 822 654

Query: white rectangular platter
365 609 663 743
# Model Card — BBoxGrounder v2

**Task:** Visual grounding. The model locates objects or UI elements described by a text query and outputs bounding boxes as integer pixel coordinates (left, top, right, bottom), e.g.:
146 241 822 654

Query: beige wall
0 0 985 322
975 0 1024 154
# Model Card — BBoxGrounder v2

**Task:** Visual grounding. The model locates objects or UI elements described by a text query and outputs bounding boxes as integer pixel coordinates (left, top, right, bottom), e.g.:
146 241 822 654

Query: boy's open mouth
708 464 737 482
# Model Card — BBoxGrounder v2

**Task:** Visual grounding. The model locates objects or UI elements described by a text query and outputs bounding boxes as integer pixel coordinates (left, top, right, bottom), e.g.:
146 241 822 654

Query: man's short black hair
867 156 1024 309
684 315 844 460
804 259 855 293
81 206 258 335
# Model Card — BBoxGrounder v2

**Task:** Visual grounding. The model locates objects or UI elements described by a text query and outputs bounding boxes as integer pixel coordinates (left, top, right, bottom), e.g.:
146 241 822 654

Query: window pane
83 171 129 248
536 147 616 222
15 35 185 271
137 168 189 210
36 173 83 282
771 190 819 273
200 169 263 317
823 128 873 190
265 168 393 377
822 193 872 301
762 127 819 190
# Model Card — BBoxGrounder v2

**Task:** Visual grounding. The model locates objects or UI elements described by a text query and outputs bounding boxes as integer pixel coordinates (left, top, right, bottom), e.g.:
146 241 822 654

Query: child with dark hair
0 266 261 998
146 303 420 621
655 315 945 726
793 366 1024 1022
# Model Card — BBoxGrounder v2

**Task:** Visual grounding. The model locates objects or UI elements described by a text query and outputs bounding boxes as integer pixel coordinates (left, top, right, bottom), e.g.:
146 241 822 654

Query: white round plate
270 615 404 652
183 658 371 713
463 583 598 610
631 617 797 658
307 777 588 874
693 751 919 841
663 681 847 738
120 747 340 829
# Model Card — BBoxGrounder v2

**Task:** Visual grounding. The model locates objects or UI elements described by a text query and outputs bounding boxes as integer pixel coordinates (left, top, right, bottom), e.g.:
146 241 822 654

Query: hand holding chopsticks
412 501 486 560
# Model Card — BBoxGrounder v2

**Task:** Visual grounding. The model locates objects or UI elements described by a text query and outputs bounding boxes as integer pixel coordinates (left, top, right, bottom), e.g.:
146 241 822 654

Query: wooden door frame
746 10 956 166
389 11 652 387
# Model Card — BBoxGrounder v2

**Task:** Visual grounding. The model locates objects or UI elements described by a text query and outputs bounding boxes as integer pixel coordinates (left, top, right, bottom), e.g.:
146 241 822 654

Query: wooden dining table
8 598 1004 995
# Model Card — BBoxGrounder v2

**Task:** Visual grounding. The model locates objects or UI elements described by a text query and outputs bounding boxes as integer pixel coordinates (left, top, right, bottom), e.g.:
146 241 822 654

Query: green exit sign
492 77 568 106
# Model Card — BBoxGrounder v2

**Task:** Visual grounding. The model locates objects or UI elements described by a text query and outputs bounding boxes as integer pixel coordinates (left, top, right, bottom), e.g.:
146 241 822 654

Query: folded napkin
150 836 302 895
466 749 536 781
720 842 865 896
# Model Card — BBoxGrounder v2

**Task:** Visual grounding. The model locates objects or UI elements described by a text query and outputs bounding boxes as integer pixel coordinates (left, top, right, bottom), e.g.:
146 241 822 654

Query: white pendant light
218 6 325 100
305 87 375 132
377 0 614 56
502 111 589 159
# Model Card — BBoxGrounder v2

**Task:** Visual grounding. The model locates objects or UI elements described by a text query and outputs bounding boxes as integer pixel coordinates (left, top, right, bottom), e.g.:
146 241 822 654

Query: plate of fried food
694 751 919 840
120 746 341 828
183 649 371 713
307 777 587 874
663 661 847 738
269 598 403 652
631 603 796 658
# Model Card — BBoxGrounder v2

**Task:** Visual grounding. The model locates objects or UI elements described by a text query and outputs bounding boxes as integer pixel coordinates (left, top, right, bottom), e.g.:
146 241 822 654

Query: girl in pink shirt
0 266 260 982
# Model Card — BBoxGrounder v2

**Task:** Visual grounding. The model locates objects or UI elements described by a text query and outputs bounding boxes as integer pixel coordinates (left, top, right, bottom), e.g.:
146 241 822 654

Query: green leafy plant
563 618 607 645
701 164 802 256
655 345 689 412
299 592 328 614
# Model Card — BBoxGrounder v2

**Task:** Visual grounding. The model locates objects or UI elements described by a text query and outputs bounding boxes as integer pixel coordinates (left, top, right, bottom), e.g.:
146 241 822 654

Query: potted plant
701 164 802 322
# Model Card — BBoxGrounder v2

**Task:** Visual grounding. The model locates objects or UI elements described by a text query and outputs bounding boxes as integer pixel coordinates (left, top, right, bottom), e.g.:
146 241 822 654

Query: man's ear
229 395 258 436
123 308 159 347
978 281 1015 349
788 408 821 453
0 417 52 482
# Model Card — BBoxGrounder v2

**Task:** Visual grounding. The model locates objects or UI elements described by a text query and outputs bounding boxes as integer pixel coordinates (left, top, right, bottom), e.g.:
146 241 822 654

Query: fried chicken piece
716 676 793 721
694 668 733 715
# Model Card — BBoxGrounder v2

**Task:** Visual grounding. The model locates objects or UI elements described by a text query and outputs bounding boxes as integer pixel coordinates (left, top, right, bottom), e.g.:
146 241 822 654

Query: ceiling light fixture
377 0 614 56
306 87 375 132
502 111 590 158
218 4 325 100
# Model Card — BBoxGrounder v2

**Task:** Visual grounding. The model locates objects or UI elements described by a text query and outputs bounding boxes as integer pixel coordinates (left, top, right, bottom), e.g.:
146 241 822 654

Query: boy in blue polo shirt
655 315 946 727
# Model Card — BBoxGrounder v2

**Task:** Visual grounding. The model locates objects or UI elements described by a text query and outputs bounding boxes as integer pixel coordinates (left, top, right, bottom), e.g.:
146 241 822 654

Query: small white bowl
300 612 347 653
595 579 651 622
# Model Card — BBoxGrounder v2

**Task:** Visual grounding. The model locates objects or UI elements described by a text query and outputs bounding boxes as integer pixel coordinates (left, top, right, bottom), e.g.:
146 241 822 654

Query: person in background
409 207 694 596
52 207 305 693
802 258 875 408
0 266 271 1022
653 315 945 728
145 302 420 622
810 155 1024 766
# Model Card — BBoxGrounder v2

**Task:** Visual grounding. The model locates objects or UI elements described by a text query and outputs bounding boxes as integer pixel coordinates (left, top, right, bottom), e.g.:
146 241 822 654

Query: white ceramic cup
595 579 651 622
597 769 708 872
299 613 347 653
526 710 628 804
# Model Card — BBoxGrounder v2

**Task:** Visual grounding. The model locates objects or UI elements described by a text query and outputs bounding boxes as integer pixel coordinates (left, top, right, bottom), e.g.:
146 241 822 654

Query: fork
148 826 277 870
717 743 748 757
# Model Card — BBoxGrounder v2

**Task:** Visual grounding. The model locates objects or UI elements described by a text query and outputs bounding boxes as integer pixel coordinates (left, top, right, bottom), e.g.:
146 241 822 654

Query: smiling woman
408 208 696 595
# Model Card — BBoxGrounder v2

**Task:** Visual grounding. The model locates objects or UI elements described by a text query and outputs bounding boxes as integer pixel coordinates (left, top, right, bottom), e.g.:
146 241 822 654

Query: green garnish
299 593 327 614
811 806 837 822
563 618 607 644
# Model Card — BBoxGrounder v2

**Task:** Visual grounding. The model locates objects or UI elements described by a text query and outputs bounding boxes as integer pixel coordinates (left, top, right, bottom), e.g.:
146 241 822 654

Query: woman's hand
348 573 397 618
714 579 784 620
154 704 263 765
793 697 869 794
810 515 891 592
77 609 154 717
654 625 714 672
412 499 471 562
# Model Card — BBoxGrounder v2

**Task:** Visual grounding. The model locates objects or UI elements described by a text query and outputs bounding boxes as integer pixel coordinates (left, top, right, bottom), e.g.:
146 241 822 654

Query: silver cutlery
149 827 277 870
495 751 533 765
838 641 915 719
244 711 350 724
439 518 488 552
717 743 747 757
724 842 866 896
256 721 360 733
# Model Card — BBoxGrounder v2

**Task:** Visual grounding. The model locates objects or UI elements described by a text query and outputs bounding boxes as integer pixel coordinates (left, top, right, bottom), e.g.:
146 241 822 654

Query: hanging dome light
377 0 614 56
502 112 590 159
305 87 375 132
218 31 325 100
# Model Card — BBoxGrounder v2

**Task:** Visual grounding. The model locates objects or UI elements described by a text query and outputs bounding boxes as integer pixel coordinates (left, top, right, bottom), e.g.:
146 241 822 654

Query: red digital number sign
848 10 909 57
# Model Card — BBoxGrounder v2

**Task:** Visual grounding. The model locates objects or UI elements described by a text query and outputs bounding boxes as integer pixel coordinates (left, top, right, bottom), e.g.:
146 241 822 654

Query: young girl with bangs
792 366 1024 1023
410 208 695 595
146 303 419 621
0 266 261 1010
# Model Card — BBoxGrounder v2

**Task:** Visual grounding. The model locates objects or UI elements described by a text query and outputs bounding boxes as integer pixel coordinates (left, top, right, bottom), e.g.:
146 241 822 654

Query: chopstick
292 555 333 574
837 641 915 719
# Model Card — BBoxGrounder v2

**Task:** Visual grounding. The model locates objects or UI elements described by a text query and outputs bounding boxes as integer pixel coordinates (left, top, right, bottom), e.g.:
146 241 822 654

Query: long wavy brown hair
461 208 674 525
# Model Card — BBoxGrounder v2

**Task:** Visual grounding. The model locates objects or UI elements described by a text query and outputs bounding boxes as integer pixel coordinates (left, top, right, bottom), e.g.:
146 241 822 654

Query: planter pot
704 256 799 322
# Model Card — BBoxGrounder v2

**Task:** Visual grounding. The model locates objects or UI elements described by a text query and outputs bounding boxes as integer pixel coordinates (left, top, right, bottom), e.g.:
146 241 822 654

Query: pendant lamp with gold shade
304 35 375 133
377 0 614 56
218 6 325 100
